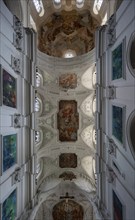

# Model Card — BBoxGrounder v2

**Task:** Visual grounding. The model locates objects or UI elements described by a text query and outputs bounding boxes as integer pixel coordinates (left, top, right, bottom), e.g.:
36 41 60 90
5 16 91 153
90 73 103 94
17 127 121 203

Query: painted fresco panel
59 73 77 89
2 189 17 220
57 100 79 142
59 153 77 168
3 134 17 172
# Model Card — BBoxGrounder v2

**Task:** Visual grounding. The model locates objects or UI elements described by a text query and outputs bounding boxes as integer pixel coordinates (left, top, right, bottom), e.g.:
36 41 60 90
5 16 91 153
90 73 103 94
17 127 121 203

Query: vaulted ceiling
28 0 117 219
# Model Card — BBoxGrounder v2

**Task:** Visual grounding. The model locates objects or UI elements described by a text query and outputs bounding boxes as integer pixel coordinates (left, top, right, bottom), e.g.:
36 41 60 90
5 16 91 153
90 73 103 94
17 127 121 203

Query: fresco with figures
52 200 83 220
59 153 77 168
38 10 99 57
59 73 77 90
57 100 79 142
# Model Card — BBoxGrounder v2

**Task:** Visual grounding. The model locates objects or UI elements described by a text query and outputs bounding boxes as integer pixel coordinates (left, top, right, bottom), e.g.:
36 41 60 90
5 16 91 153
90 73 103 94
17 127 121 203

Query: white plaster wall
96 0 135 219
0 1 37 219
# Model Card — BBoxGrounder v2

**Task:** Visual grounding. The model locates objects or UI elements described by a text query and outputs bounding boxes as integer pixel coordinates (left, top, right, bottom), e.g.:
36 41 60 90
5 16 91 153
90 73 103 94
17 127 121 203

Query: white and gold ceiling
28 0 117 219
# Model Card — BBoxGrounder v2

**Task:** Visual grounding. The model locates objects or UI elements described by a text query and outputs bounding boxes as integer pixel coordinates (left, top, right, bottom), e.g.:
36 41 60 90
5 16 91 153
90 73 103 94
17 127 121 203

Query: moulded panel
116 1 135 39
22 56 31 82
0 14 13 43
1 35 20 66
0 0 13 25
116 0 130 22
22 79 30 115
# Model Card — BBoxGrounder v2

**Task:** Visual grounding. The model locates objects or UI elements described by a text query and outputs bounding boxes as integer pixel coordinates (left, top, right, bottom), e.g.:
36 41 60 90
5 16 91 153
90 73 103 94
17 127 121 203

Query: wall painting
112 42 123 80
112 106 123 143
113 191 123 220
2 69 17 108
2 189 17 220
3 134 17 172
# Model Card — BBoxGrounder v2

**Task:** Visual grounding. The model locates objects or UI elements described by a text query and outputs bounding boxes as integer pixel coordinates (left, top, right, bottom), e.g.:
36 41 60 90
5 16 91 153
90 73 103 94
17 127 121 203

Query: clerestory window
33 0 44 17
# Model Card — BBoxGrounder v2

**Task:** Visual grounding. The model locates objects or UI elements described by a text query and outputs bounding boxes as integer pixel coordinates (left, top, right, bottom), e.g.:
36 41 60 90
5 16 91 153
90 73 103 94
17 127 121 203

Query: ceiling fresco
52 199 83 220
59 171 76 181
38 10 99 57
59 153 77 168
59 73 77 90
57 100 79 142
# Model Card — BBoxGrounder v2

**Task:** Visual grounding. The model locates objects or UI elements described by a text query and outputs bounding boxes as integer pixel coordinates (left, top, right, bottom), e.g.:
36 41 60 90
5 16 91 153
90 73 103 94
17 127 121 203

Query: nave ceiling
34 49 97 219
23 0 116 219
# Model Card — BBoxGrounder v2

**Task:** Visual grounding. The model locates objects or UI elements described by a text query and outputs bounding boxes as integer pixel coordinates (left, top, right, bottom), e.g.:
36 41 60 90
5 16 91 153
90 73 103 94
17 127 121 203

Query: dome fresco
38 10 99 57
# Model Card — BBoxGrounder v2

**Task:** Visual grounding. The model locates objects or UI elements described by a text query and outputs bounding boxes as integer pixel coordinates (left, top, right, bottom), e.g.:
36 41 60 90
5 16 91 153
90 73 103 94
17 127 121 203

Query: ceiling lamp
33 0 44 17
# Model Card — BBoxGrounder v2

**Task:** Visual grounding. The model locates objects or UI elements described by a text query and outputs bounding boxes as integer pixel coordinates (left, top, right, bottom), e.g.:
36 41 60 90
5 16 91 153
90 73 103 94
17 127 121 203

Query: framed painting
112 39 125 80
2 68 17 108
112 105 125 144
2 134 17 172
113 191 123 220
2 189 17 220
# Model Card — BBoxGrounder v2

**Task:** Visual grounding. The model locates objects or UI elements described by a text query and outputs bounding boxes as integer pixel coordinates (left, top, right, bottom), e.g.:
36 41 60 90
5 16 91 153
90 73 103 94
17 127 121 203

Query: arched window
35 97 40 112
35 159 43 182
92 71 96 87
76 0 84 8
92 128 96 145
30 15 37 32
36 73 41 87
127 32 135 77
35 131 41 144
54 0 61 4
63 50 76 58
127 111 135 159
35 67 43 87
92 97 96 115
36 161 41 175
33 0 44 17
53 0 62 9
93 0 103 14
